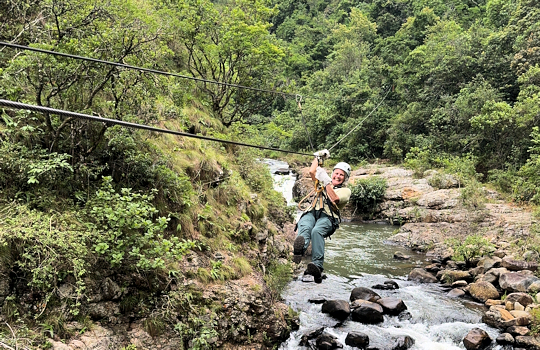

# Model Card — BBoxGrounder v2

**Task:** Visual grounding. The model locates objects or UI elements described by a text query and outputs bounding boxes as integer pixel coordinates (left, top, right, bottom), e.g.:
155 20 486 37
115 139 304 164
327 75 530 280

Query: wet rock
502 257 539 272
499 271 540 292
351 304 384 324
515 335 540 349
350 300 383 313
350 287 381 302
345 331 369 349
309 297 327 304
321 300 351 321
302 275 315 283
384 280 400 289
408 268 438 283
300 327 325 346
392 335 415 350
507 326 530 336
437 270 472 283
496 333 514 345
448 288 465 298
468 281 500 302
394 252 410 260
316 331 343 350
425 263 442 273
274 168 290 175
398 311 413 321
463 327 492 350
377 297 407 315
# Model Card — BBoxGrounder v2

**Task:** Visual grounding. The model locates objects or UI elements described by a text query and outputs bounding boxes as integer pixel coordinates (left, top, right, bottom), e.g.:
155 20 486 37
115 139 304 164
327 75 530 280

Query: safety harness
296 180 342 237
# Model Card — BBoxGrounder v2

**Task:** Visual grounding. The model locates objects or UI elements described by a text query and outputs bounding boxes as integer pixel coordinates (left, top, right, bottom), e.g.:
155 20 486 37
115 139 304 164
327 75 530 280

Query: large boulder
505 292 534 307
502 257 539 272
499 271 540 292
350 287 381 302
345 332 369 349
351 304 384 324
495 333 514 345
463 328 492 350
408 268 438 283
515 336 540 349
377 298 407 316
321 300 351 321
350 299 384 313
300 327 325 346
468 281 500 302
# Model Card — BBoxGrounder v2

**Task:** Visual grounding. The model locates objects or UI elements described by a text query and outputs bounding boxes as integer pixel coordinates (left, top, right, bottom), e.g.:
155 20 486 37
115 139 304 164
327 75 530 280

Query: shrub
264 261 292 301
349 177 388 213
447 234 495 267
85 177 197 271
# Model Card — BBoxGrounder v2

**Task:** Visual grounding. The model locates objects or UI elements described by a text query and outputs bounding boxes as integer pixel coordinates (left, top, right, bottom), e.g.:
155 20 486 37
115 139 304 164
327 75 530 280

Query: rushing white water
264 161 509 350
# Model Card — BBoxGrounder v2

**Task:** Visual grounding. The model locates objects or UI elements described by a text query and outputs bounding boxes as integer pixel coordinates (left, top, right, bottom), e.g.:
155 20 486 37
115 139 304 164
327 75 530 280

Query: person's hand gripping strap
315 167 332 187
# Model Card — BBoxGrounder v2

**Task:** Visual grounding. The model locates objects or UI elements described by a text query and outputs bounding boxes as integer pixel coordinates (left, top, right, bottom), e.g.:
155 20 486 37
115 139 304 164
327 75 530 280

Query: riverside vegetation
2 0 540 348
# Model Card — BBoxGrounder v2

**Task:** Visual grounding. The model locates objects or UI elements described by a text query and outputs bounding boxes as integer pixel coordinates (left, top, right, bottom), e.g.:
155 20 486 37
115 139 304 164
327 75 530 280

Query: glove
315 167 332 187
313 149 330 159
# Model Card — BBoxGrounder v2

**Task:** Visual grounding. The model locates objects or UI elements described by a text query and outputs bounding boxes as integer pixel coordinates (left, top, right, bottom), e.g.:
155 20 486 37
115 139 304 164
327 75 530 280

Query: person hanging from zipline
293 150 351 283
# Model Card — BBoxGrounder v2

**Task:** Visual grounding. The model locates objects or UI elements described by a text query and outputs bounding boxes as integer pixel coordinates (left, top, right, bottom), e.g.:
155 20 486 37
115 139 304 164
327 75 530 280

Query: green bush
85 177 196 271
349 177 388 213
446 234 495 267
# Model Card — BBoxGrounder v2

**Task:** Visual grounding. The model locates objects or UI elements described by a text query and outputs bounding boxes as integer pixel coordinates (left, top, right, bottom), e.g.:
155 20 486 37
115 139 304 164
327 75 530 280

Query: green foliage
530 308 540 335
349 177 388 213
0 205 90 313
447 234 495 267
85 177 196 271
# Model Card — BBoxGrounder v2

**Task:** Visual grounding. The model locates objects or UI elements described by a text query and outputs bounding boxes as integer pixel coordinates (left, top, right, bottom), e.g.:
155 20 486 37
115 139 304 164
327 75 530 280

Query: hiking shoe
292 236 305 264
306 263 322 283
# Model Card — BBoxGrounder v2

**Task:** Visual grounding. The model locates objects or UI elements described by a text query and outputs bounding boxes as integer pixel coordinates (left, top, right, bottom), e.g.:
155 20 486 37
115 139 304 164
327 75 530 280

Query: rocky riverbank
292 163 540 349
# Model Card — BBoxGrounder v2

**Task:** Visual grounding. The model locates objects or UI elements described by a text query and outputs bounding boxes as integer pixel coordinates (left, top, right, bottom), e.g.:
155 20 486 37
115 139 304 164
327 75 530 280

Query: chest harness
297 179 342 235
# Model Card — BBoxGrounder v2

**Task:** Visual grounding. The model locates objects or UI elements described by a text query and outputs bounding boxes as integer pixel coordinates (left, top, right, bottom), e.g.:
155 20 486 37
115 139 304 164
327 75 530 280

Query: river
263 159 508 350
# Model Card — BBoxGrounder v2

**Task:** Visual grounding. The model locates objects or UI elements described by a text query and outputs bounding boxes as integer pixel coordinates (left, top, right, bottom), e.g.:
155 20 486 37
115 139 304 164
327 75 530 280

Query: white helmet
333 162 351 179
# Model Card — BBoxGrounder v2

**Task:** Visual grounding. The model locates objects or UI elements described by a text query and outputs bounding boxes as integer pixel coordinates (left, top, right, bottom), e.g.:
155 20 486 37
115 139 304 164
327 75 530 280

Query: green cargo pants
296 210 334 270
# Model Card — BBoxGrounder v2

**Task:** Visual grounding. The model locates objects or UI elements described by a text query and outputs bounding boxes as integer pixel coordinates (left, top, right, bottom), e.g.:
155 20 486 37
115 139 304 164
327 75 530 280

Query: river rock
486 267 508 278
372 280 399 290
316 331 343 350
437 270 472 283
508 326 530 336
496 333 514 345
398 311 413 321
485 299 504 306
425 263 442 273
408 268 438 283
463 327 492 350
345 331 369 348
300 327 325 346
476 273 498 285
502 257 539 272
515 336 540 349
350 287 381 302
499 271 540 292
468 281 500 302
452 280 468 287
321 300 351 321
394 252 410 260
274 168 290 175
448 288 466 297
469 266 484 278
384 280 400 289
528 281 540 293
478 256 502 271
377 298 407 315
351 304 384 324
392 335 415 350
350 299 383 313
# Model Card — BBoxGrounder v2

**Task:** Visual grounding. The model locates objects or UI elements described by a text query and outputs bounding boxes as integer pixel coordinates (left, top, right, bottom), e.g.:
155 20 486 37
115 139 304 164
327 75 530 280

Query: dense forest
0 0 540 348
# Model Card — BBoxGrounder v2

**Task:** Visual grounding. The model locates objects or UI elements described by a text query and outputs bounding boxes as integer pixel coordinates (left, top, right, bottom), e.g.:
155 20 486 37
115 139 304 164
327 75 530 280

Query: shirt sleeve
335 188 351 210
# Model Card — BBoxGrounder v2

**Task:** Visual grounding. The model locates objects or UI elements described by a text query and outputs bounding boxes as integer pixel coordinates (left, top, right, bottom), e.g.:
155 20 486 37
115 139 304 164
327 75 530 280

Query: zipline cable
0 42 373 104
0 42 299 98
0 99 314 157
328 87 391 152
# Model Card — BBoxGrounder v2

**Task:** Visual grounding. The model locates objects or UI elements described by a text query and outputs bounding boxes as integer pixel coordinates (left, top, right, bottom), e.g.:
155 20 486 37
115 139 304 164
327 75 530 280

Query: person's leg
309 213 333 271
293 211 316 263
